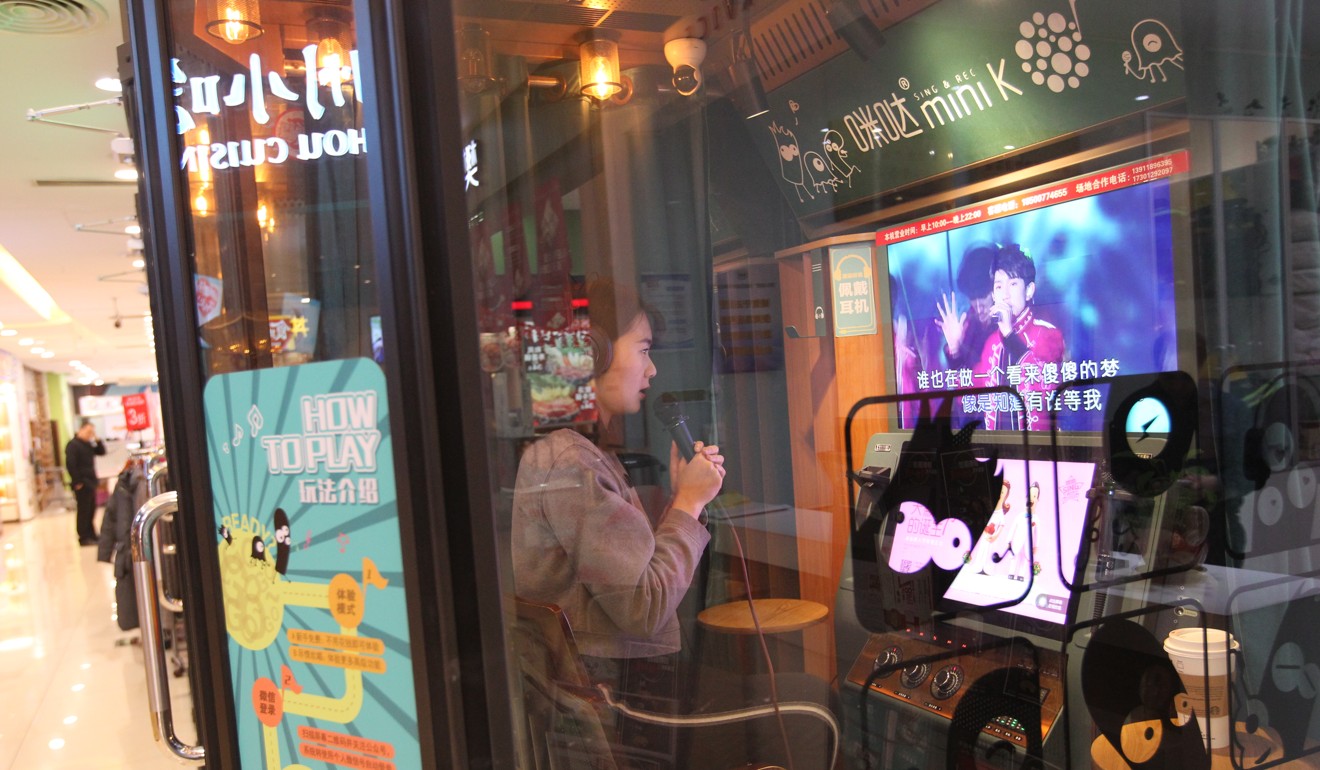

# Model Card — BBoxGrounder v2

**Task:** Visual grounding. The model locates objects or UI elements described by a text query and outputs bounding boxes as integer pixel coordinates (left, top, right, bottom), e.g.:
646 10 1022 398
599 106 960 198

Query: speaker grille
0 0 107 34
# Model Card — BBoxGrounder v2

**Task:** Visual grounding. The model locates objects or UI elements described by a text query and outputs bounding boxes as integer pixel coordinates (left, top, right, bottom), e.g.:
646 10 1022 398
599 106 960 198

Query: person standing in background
66 419 106 546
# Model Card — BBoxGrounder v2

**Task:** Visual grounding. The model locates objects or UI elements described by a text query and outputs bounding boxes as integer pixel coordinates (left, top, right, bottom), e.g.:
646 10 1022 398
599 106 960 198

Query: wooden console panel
845 631 1066 746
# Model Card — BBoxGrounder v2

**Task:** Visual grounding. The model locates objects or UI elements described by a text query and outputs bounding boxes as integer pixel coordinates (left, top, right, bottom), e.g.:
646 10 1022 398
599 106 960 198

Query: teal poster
204 359 421 770
829 246 878 337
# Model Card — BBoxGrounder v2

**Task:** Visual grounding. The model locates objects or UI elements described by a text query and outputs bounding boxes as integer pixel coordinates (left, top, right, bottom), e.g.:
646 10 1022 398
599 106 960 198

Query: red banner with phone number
877 150 1191 246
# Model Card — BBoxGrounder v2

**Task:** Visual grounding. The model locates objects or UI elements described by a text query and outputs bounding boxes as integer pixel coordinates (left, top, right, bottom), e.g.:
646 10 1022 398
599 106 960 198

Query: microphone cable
657 394 798 768
718 498 798 770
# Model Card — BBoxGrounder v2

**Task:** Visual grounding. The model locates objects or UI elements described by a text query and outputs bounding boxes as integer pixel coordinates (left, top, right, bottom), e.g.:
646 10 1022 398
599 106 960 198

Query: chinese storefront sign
173 46 367 172
829 246 877 337
756 0 1185 216
877 153 1189 246
204 359 421 770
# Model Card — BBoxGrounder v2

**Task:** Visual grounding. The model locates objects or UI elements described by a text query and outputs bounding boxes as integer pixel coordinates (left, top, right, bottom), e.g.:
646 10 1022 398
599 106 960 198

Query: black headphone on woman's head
587 325 613 378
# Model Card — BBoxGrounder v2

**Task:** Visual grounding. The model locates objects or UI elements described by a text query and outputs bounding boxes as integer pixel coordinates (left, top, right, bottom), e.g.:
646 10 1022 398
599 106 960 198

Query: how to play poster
204 358 421 770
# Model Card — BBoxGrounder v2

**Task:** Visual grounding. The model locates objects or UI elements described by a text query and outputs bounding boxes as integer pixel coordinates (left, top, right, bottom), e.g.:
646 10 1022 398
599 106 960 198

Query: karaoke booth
122 0 1320 768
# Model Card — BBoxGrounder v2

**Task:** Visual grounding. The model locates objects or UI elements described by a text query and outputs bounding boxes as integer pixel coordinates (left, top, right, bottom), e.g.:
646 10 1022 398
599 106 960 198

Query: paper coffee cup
1164 628 1238 749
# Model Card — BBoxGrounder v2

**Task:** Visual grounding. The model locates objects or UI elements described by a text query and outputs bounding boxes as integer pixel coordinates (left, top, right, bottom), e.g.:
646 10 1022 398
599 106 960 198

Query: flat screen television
881 153 1184 432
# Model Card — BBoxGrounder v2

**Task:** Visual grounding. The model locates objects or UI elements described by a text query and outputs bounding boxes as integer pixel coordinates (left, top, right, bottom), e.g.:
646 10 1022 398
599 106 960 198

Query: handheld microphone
653 393 696 462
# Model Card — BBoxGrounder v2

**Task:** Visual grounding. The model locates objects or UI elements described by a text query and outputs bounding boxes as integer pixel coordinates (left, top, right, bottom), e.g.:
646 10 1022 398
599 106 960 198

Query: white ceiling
0 1 156 386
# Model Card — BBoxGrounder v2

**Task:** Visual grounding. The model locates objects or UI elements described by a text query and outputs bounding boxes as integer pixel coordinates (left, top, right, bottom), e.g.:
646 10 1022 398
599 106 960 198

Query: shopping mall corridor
0 507 194 770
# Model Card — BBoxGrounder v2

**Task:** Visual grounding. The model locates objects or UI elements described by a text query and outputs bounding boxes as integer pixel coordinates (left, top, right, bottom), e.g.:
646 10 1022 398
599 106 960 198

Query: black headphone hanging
587 325 613 378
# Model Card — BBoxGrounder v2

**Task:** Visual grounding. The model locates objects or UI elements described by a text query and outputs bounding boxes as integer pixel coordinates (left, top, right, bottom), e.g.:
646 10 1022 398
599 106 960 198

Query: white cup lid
1163 627 1238 656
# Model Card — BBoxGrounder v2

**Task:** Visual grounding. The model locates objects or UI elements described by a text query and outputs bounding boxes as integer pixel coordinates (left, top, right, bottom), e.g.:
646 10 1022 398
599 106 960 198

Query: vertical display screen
941 459 1096 624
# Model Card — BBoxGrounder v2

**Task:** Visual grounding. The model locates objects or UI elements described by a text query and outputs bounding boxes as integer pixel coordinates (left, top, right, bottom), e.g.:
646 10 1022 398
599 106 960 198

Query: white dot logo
1015 5 1089 93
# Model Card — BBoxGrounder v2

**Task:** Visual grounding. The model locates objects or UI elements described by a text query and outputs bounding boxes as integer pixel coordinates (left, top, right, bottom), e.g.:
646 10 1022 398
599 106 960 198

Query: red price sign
122 393 150 431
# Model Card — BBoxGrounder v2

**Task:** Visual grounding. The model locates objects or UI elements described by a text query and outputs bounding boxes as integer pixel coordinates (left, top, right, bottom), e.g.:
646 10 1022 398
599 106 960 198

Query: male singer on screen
512 278 725 677
974 244 1066 430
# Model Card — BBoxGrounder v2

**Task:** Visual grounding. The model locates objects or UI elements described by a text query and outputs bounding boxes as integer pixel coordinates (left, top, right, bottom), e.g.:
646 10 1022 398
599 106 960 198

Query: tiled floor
0 508 195 770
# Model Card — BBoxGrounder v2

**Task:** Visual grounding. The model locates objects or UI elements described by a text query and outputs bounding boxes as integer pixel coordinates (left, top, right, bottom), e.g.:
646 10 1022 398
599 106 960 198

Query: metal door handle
152 513 184 613
131 491 205 765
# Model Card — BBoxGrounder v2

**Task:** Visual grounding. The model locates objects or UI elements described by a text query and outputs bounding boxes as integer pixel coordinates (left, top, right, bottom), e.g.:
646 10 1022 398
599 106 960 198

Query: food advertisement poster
521 317 596 428
204 359 422 769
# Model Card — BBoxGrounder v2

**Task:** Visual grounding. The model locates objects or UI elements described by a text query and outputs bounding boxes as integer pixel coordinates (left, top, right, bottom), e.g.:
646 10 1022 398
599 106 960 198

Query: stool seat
697 598 828 635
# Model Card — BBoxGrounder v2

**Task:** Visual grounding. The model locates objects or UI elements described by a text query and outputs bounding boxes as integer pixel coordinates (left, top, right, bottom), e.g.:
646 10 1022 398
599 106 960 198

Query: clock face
1125 396 1171 455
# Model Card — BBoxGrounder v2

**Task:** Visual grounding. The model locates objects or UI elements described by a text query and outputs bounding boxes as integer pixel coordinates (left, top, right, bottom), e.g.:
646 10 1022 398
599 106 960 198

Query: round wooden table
697 598 829 635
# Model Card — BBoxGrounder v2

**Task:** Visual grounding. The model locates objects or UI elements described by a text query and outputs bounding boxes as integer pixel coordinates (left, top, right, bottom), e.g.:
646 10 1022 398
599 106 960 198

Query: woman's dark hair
586 278 644 344
585 277 663 343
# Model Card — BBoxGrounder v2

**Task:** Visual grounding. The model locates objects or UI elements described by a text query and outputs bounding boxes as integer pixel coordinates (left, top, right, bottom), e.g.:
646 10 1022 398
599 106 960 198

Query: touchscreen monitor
940 458 1097 625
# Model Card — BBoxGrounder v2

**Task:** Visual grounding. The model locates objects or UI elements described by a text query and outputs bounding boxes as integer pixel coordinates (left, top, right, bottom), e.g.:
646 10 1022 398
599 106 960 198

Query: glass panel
167 0 377 376
449 1 1320 768
156 4 425 769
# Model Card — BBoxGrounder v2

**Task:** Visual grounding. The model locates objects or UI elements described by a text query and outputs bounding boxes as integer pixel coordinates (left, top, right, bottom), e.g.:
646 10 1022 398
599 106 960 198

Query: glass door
122 1 461 766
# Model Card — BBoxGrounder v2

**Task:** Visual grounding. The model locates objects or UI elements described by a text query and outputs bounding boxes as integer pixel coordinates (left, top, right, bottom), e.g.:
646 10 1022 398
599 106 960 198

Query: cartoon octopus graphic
1123 19 1184 83
770 122 815 202
823 130 859 189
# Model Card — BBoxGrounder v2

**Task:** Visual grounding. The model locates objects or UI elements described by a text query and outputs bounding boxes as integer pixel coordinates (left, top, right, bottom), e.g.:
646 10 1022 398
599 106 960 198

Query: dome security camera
664 38 707 96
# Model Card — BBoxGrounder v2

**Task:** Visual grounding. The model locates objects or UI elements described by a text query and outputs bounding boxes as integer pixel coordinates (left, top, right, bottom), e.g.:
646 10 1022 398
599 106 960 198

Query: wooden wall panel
778 239 890 684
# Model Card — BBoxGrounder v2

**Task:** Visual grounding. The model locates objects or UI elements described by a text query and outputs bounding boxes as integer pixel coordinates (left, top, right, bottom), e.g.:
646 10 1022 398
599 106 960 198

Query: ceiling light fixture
308 10 353 84
193 185 214 218
206 0 264 45
94 78 122 93
458 24 499 94
0 246 67 322
114 169 138 182
577 29 623 102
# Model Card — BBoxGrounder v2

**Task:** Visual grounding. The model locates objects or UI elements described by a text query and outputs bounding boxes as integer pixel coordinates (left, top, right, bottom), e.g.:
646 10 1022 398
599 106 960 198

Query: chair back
511 597 619 769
